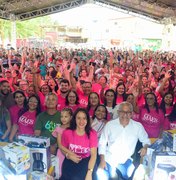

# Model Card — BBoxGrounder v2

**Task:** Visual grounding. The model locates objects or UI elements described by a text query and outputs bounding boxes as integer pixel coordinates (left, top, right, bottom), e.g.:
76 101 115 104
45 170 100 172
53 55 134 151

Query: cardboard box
2 142 30 174
153 152 176 180
18 134 50 148
17 135 51 173
50 155 59 179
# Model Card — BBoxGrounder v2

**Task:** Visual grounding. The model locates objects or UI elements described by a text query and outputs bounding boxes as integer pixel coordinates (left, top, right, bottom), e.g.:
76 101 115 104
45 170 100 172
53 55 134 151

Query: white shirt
98 118 150 167
106 105 119 120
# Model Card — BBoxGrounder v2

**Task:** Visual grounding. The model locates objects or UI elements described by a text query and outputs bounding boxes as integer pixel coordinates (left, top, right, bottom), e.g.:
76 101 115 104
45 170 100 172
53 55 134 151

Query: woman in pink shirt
60 108 98 180
115 82 126 104
9 90 27 125
63 90 80 112
138 93 165 138
9 95 41 140
167 104 176 130
87 92 100 118
160 92 174 130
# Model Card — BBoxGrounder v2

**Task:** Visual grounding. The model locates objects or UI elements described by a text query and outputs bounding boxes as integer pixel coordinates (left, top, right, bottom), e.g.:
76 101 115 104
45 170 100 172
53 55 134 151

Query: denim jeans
97 159 135 180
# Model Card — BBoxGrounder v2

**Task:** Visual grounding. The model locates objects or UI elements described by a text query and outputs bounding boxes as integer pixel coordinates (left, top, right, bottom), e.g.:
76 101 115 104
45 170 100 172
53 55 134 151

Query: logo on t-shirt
143 114 158 124
69 143 90 155
18 115 34 126
45 120 56 132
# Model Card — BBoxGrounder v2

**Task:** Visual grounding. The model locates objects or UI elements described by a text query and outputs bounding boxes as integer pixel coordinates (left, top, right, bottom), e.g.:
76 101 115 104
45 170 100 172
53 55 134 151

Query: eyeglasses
146 97 155 100
28 100 38 104
68 96 76 98
118 111 132 116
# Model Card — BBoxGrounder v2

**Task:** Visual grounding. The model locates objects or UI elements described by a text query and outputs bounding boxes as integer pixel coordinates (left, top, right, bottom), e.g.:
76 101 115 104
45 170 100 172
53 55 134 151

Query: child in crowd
52 108 73 177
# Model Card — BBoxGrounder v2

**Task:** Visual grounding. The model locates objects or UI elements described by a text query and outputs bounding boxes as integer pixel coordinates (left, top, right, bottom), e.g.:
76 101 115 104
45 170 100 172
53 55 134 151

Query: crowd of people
0 46 176 179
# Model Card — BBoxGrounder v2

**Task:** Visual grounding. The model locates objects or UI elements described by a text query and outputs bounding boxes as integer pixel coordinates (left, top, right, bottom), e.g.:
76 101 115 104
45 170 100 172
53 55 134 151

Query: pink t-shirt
52 126 65 176
9 105 22 124
38 91 46 112
57 95 66 111
139 107 165 138
92 83 109 96
65 104 81 112
18 111 37 135
62 129 98 159
116 96 123 105
78 94 88 108
163 107 173 130
137 95 145 107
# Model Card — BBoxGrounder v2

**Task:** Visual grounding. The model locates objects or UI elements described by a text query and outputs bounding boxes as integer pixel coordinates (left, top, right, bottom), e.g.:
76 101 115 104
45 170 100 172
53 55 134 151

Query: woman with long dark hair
167 104 176 130
138 92 165 138
9 90 27 142
60 108 98 180
9 95 41 140
87 92 100 118
104 89 118 120
115 82 126 104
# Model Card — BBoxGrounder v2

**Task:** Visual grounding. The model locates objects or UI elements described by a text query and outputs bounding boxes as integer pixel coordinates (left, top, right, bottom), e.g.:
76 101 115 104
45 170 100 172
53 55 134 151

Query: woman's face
81 70 87 78
99 77 106 85
41 85 50 95
89 93 99 107
48 79 56 90
28 97 38 111
164 94 173 105
76 111 87 131
146 94 155 107
117 85 125 95
95 106 106 120
15 93 25 106
126 95 134 104
68 91 77 105
105 91 115 103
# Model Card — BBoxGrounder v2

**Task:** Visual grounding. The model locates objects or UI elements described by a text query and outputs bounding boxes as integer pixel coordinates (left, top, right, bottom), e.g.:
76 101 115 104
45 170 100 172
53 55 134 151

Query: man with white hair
97 102 150 180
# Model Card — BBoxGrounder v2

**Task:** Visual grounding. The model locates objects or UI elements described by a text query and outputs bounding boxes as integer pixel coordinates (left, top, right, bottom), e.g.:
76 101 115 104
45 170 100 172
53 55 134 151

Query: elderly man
35 92 61 154
98 102 150 180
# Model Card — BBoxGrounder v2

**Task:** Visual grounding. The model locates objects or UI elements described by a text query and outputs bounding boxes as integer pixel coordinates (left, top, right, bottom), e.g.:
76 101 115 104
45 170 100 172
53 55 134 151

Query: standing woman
160 92 174 130
115 82 126 104
60 108 98 180
167 104 176 130
87 92 100 118
9 95 41 139
138 93 165 138
91 104 108 139
64 90 80 112
9 90 27 142
104 89 118 120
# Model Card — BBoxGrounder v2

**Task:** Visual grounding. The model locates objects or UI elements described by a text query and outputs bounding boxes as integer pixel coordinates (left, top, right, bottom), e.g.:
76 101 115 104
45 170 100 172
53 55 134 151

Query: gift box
153 152 176 180
2 142 30 174
30 147 50 173
50 155 59 179
18 134 50 148
18 135 51 173
28 171 54 180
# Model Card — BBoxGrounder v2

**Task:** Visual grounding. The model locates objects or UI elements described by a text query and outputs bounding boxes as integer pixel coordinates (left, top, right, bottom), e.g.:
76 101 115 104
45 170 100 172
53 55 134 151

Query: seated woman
60 108 98 180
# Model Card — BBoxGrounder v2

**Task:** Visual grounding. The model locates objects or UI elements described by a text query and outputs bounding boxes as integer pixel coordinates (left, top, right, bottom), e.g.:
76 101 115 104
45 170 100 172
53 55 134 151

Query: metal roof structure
0 0 176 23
